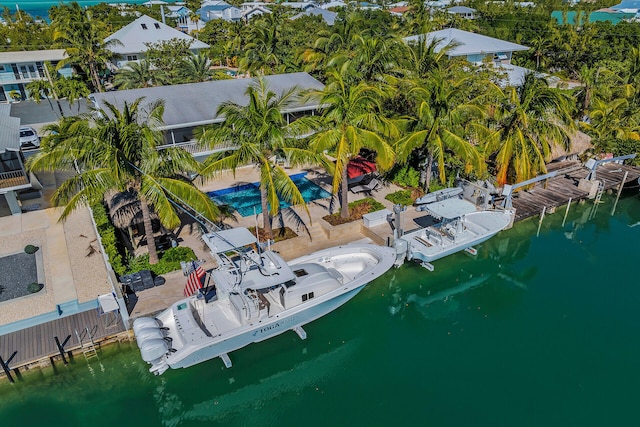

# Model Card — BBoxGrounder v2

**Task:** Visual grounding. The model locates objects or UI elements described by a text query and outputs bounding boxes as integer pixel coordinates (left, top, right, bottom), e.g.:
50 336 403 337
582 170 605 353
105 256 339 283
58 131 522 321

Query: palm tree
52 3 120 92
27 98 220 264
308 71 396 220
114 60 156 89
56 78 90 113
181 53 213 83
484 73 575 185
396 69 486 191
26 79 60 117
240 15 282 76
199 76 320 238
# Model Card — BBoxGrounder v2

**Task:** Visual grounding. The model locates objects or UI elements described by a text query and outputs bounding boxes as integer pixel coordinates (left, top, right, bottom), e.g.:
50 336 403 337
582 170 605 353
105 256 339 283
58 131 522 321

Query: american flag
183 264 206 297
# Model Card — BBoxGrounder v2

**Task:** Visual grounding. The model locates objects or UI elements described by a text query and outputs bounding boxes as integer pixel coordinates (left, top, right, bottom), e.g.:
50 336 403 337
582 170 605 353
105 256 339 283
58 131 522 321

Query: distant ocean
4 0 168 19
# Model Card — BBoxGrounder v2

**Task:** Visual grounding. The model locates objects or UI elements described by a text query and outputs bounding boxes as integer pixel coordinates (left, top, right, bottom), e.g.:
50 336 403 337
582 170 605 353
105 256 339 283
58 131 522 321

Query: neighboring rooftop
89 72 325 130
0 49 67 64
105 15 209 55
291 7 337 25
0 104 20 152
404 28 529 57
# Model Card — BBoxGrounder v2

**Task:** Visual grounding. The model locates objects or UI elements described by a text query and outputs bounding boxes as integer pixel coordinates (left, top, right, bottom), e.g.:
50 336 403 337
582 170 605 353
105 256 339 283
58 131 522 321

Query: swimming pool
208 173 332 217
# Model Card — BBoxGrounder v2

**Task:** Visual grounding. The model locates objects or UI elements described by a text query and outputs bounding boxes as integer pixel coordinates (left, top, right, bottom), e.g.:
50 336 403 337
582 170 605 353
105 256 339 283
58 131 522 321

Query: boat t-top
133 227 396 375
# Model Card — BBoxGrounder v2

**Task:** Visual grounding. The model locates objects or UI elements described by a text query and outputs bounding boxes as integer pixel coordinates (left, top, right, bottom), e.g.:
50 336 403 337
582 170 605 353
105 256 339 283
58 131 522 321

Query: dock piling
0 351 17 383
611 171 629 216
562 198 572 227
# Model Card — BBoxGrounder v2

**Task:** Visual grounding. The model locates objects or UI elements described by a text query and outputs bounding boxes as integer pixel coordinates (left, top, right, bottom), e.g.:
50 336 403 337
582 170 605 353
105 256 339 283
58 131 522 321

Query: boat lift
584 154 636 181
501 171 557 210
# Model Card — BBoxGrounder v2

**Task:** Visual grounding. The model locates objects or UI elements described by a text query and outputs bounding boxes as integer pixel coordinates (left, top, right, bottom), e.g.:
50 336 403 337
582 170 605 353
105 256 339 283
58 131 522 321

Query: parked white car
19 126 40 149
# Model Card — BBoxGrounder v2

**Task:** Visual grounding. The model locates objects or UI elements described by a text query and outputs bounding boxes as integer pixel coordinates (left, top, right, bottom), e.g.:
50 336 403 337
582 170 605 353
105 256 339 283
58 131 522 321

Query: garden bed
248 226 298 243
322 197 386 226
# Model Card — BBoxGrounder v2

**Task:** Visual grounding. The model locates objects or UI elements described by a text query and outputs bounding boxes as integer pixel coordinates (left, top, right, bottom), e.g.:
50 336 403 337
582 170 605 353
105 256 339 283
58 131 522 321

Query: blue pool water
208 173 332 217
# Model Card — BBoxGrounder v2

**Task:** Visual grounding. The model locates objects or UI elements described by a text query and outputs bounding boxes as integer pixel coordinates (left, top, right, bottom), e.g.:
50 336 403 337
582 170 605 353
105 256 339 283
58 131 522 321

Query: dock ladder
75 326 99 361
594 180 605 204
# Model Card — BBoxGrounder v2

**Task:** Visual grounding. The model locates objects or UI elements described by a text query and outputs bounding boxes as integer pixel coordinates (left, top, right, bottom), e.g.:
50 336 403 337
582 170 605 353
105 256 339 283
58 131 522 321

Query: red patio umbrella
347 156 377 179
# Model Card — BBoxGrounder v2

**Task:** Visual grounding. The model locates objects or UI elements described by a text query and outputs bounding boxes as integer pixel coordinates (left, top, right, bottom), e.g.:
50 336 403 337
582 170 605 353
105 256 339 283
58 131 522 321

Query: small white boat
133 228 396 375
393 197 513 269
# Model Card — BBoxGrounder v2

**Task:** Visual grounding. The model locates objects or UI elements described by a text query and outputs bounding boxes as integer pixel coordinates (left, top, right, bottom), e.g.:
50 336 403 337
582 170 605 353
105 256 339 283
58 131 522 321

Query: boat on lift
414 187 463 209
392 190 513 270
133 227 396 375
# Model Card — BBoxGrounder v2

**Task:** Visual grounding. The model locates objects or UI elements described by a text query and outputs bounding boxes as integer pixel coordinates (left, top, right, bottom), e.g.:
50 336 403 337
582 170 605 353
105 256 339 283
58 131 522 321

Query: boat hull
170 284 366 370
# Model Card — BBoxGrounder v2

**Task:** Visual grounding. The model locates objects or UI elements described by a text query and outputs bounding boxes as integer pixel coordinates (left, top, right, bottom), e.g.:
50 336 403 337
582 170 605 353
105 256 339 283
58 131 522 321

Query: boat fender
139 338 169 363
135 327 166 347
133 317 160 335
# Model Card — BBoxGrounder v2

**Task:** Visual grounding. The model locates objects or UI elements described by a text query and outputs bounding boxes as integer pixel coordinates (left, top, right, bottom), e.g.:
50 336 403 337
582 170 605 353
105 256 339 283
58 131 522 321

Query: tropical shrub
24 245 39 254
91 203 127 276
390 166 420 189
127 246 197 275
385 190 414 206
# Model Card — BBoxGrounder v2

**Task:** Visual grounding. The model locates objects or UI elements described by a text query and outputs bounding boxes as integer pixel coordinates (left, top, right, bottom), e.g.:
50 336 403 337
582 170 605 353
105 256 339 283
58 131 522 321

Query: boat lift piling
562 198 572 227
536 206 546 237
611 171 629 216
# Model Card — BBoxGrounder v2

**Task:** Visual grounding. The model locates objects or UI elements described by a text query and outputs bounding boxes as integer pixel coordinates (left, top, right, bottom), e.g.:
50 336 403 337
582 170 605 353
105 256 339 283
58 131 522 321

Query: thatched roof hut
105 189 159 229
550 130 593 162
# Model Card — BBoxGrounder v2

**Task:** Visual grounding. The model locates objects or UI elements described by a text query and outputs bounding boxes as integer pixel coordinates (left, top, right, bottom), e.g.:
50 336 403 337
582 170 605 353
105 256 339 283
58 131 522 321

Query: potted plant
8 90 21 103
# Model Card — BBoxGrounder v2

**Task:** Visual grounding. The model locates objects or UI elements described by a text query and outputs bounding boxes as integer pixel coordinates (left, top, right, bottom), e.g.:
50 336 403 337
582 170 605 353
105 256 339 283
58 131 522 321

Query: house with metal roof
104 15 210 69
404 28 532 87
89 72 325 157
291 7 338 25
448 6 476 19
321 1 346 8
0 49 73 103
0 104 34 215
404 28 528 65
198 2 242 22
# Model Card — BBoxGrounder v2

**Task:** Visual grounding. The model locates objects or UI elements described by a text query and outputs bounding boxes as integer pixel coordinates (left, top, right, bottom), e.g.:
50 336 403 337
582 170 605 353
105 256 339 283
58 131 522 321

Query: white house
0 49 73 102
321 1 346 9
448 6 476 19
242 5 272 20
404 28 532 86
291 7 337 25
198 2 243 22
104 15 210 69
166 5 206 34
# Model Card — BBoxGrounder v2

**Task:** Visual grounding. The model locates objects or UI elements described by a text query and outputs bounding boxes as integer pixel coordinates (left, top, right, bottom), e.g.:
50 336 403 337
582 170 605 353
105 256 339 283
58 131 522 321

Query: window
154 23 160 29
126 55 138 61
141 23 147 29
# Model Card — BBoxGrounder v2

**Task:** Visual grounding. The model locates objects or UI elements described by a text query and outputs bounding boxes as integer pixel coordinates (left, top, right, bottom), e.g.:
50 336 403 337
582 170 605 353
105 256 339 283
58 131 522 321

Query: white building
104 15 209 69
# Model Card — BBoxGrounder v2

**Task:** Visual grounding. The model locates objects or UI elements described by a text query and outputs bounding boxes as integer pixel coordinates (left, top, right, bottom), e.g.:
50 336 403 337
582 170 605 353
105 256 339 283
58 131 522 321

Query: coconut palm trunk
260 184 273 239
423 151 434 192
140 199 159 264
340 165 350 219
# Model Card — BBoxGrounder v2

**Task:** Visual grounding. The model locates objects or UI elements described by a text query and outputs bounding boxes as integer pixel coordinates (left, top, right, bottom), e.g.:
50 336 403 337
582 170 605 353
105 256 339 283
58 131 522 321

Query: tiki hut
105 189 162 248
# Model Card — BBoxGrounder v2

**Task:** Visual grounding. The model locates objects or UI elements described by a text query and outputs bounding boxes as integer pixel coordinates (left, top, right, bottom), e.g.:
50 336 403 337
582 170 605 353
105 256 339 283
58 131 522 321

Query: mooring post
537 206 546 237
611 171 629 216
0 352 17 383
54 335 71 365
562 198 572 227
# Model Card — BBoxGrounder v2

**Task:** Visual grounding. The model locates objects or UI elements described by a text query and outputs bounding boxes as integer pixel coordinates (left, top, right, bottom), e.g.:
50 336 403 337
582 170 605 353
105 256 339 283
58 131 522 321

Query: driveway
10 98 92 128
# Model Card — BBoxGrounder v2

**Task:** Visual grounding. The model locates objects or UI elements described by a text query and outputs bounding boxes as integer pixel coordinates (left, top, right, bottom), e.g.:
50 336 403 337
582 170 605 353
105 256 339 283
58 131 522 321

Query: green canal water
1 192 639 426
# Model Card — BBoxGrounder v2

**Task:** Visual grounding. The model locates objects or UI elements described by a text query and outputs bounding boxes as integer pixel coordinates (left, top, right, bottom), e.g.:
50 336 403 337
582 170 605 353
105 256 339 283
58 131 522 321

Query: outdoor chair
350 178 381 194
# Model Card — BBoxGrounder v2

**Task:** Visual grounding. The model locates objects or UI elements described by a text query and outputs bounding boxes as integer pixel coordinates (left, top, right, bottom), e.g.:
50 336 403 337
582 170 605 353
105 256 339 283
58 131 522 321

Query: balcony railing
157 140 238 155
0 169 29 189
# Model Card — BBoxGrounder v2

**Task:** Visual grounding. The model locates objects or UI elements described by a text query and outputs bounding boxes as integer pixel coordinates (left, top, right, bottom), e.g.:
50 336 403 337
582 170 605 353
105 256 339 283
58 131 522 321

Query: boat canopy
202 228 258 253
423 198 477 220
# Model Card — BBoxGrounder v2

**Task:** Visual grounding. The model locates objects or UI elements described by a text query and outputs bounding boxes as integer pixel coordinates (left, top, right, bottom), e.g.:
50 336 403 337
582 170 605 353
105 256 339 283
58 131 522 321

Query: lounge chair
350 178 381 194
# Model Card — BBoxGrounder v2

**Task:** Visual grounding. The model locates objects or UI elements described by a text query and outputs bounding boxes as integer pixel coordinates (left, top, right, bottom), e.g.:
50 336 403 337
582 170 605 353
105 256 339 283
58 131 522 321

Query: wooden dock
500 160 640 221
0 308 127 377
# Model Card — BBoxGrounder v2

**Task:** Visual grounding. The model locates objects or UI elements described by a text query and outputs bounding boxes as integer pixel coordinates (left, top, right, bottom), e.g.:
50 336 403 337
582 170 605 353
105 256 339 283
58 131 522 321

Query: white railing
157 140 238 155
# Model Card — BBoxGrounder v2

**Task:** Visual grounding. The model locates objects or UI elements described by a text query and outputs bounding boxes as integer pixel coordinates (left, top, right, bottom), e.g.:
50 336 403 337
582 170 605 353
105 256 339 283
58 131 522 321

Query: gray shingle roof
104 15 209 55
90 72 325 130
0 104 21 152
404 28 528 56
